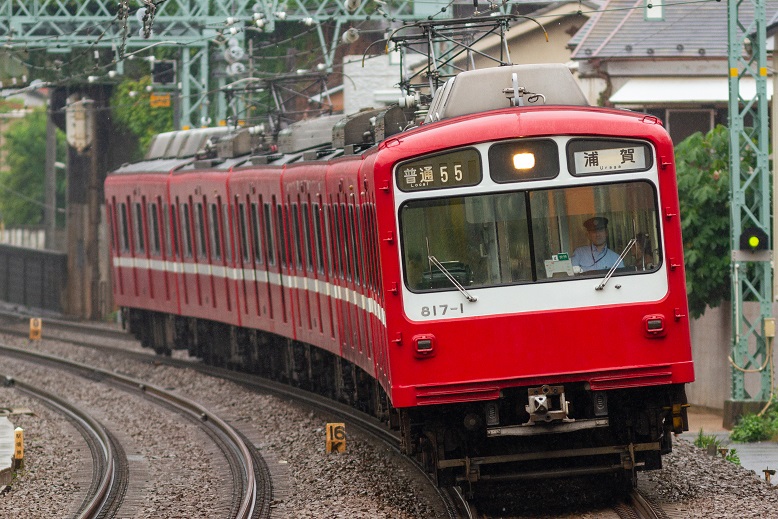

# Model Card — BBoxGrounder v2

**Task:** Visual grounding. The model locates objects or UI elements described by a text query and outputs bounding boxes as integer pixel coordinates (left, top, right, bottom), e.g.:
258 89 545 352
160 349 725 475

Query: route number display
396 148 481 192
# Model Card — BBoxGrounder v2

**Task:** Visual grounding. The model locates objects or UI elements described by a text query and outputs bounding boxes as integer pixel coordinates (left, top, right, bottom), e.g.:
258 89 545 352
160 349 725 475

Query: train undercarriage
125 308 689 488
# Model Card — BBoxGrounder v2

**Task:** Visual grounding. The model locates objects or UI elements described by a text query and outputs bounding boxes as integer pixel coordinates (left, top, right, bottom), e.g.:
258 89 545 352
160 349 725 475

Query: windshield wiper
595 238 636 291
428 255 478 302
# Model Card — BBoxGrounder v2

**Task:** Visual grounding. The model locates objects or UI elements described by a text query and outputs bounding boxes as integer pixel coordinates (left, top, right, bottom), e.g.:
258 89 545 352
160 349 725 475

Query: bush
730 413 777 442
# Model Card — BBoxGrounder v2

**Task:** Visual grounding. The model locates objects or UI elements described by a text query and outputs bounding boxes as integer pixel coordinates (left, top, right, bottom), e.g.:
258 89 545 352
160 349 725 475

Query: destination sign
568 139 652 176
396 148 481 192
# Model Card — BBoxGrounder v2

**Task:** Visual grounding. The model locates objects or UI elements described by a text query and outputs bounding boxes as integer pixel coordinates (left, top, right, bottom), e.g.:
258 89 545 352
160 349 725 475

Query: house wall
687 301 777 411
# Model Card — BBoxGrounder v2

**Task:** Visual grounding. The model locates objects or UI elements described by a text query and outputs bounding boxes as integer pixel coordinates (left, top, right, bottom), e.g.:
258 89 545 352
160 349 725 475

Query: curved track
0 312 465 518
0 341 264 519
2 375 128 519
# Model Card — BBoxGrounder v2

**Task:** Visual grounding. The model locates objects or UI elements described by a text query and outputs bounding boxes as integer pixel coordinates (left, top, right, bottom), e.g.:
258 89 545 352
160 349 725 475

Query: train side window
342 203 353 281
291 203 303 269
275 202 287 267
313 203 324 274
148 202 161 256
170 205 179 258
181 203 193 258
332 204 344 278
250 202 263 264
209 203 222 261
222 201 232 263
302 202 313 272
162 203 171 257
263 202 275 266
107 202 117 253
322 204 334 277
349 205 362 285
195 202 207 259
238 202 249 263
134 202 145 254
361 206 372 288
119 202 130 253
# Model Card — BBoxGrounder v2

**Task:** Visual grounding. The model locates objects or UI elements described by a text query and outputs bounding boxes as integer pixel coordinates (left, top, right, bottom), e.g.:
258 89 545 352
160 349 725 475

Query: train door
178 198 200 310
319 199 340 352
272 197 293 336
193 197 215 308
161 200 182 315
108 198 125 300
255 195 277 326
208 197 230 314
308 197 327 341
132 197 151 299
233 197 253 325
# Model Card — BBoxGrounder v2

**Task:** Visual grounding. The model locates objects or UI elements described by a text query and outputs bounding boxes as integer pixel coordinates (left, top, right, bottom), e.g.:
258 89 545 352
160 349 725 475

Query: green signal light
749 235 760 249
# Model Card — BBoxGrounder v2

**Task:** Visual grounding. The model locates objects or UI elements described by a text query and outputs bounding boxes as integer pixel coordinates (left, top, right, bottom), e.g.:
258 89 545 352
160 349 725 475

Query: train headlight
512 152 535 170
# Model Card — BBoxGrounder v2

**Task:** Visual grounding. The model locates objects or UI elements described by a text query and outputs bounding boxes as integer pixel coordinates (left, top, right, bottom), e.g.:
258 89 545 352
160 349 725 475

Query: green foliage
694 429 741 465
675 125 738 318
730 411 778 442
0 109 67 226
109 75 173 157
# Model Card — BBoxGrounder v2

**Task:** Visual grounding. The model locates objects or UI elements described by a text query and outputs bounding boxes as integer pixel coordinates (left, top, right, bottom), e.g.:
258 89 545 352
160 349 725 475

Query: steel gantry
0 0 477 128
727 0 774 412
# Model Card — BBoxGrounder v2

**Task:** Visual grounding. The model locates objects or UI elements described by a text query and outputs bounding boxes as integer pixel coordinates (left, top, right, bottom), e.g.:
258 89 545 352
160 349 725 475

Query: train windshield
400 181 660 292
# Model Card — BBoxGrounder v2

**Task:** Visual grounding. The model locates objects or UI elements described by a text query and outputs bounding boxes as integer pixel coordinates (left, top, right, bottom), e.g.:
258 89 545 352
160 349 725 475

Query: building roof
570 0 778 61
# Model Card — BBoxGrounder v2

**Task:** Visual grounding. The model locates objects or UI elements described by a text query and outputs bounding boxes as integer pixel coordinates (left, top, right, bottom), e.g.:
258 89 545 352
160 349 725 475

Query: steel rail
2 375 122 519
0 344 259 519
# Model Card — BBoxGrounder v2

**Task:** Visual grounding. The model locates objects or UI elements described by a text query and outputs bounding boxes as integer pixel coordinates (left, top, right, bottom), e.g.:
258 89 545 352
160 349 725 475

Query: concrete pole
44 104 57 250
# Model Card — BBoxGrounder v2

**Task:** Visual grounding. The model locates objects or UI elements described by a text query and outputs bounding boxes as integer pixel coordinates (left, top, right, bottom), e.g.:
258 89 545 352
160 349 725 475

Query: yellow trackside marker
13 427 23 469
326 423 346 453
29 318 42 341
761 67 768 76
730 67 738 77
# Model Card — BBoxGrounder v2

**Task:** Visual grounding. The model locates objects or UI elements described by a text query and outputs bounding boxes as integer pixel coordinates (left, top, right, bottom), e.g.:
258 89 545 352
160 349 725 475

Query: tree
675 125 746 318
110 75 173 158
0 108 67 226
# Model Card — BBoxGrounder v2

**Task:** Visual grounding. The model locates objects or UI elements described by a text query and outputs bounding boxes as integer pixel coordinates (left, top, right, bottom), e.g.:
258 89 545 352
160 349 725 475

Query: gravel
1 327 778 518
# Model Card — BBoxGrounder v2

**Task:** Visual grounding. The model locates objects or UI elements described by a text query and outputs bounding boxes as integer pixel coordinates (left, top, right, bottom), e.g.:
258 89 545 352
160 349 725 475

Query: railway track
0 312 468 517
2 375 128 518
0 312 665 519
0 340 265 519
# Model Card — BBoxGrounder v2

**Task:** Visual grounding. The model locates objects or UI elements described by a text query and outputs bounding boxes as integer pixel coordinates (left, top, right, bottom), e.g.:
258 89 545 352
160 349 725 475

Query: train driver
571 217 624 272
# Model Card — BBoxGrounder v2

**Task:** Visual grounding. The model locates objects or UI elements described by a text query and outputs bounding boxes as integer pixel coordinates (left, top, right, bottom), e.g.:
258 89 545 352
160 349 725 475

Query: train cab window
209 203 222 261
133 202 145 254
119 202 130 253
181 203 193 258
400 180 661 292
250 202 263 264
238 202 250 263
529 181 660 278
313 204 325 274
148 203 161 256
302 203 313 272
195 202 207 259
263 202 275 266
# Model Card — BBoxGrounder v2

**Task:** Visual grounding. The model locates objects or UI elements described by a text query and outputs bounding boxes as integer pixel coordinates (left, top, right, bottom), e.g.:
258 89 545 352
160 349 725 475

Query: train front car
376 65 693 486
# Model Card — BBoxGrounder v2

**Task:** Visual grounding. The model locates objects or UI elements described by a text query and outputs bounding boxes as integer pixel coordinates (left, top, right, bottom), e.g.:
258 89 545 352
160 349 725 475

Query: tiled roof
570 0 778 60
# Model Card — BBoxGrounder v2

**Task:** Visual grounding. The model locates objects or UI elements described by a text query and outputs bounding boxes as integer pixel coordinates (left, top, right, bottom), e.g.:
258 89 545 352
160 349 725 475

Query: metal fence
0 244 67 313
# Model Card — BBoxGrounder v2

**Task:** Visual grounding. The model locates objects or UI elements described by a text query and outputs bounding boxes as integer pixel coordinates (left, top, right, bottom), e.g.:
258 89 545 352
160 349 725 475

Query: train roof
425 63 589 123
112 62 591 176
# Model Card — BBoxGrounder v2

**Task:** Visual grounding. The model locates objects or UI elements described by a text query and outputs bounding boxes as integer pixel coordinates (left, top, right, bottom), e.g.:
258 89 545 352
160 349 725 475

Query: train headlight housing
413 334 436 358
643 314 666 338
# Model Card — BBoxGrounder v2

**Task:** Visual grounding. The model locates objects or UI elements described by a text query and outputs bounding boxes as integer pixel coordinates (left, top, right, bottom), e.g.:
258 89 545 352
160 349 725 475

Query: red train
105 58 693 486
